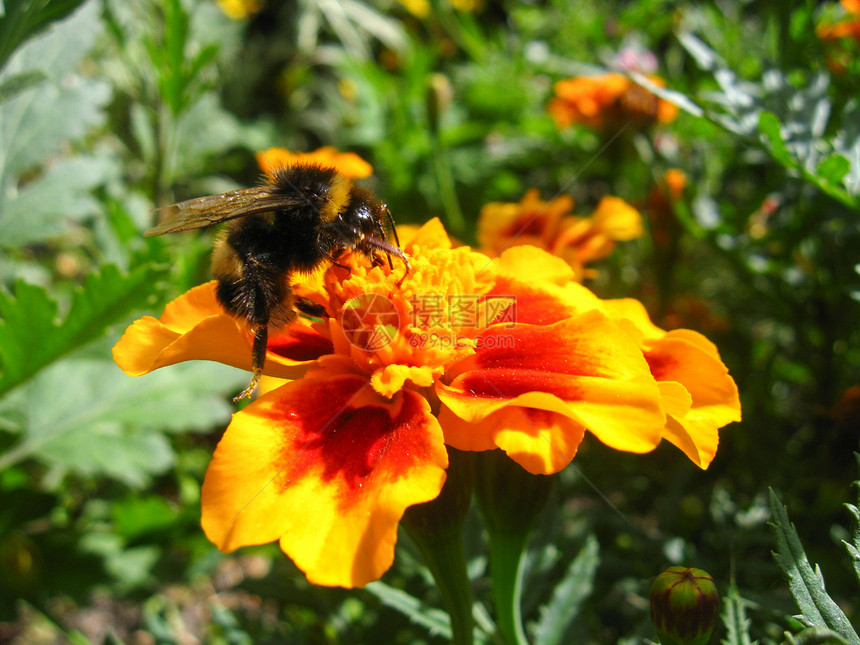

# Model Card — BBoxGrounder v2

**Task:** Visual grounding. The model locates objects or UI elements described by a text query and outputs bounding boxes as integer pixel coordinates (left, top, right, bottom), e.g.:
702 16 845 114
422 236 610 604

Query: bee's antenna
378 205 402 271
383 205 402 249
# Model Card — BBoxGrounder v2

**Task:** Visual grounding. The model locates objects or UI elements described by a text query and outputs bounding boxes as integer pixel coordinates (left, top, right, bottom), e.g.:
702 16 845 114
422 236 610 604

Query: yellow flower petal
112 282 325 379
201 369 448 587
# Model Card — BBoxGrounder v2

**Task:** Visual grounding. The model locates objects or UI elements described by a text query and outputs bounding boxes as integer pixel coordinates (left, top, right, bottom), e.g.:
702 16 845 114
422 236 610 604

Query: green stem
473 451 555 645
406 519 474 645
486 528 530 645
431 138 466 238
403 448 475 645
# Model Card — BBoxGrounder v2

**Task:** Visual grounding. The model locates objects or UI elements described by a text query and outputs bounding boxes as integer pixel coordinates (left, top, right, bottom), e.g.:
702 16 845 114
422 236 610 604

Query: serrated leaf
769 489 860 645
843 454 860 583
0 263 163 397
532 535 600 645
0 358 245 484
721 584 757 645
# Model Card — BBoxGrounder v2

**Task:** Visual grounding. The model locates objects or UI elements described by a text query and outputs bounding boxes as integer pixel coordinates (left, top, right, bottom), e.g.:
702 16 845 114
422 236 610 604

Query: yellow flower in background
396 0 482 17
115 217 740 586
256 147 373 179
548 73 678 130
478 188 643 280
215 0 260 19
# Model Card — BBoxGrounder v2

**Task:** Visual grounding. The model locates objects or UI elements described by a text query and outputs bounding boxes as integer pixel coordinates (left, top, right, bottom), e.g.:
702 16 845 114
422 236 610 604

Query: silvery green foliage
532 535 600 645
0 1 113 247
721 584 757 645
639 32 859 208
769 487 860 645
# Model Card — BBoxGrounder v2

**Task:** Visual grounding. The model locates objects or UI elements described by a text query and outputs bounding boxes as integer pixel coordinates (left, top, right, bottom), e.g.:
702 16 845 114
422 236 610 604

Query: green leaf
111 496 177 541
80 532 160 591
364 580 455 640
0 1 108 183
759 112 793 167
532 535 600 645
843 454 860 584
721 584 757 645
783 628 853 645
0 69 45 103
0 263 163 397
0 0 89 74
0 154 115 247
768 489 860 645
817 156 851 187
0 358 245 485
170 93 244 180
845 502 860 584
834 102 860 198
676 33 858 208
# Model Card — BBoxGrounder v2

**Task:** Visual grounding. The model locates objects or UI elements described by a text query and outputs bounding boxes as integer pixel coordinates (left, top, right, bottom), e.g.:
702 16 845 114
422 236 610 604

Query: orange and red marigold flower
548 73 679 130
478 188 643 280
817 0 860 73
113 219 739 588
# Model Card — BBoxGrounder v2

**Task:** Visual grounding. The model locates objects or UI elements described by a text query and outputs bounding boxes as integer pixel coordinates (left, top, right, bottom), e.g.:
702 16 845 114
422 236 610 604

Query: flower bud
650 566 719 645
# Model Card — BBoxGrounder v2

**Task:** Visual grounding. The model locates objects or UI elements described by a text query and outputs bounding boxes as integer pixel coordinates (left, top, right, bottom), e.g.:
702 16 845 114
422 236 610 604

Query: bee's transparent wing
144 186 304 237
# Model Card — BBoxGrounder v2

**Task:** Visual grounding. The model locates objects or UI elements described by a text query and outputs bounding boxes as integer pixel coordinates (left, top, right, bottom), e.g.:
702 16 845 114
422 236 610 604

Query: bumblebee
145 163 409 401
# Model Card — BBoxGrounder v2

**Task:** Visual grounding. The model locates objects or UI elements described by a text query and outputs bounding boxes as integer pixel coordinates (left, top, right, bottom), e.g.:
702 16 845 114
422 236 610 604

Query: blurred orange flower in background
478 188 643 280
817 0 860 72
548 73 678 130
256 147 374 179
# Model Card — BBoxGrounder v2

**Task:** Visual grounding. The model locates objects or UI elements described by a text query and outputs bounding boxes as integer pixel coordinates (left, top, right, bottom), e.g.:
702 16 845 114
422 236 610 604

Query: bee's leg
328 250 352 272
233 324 267 402
295 297 329 319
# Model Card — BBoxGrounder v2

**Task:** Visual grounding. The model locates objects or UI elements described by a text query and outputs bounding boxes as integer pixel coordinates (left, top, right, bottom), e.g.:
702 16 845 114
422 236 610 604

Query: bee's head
332 190 386 244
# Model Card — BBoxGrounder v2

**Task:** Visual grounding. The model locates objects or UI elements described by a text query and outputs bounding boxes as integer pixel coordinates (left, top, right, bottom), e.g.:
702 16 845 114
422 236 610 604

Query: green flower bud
650 566 719 645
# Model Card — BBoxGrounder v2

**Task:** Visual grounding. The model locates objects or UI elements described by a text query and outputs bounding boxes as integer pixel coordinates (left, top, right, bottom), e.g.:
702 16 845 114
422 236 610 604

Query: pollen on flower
322 243 498 397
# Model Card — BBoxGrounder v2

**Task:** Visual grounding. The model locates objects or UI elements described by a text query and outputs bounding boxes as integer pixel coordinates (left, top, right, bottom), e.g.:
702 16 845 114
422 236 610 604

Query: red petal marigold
113 219 737 587
477 188 643 280
548 73 679 130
